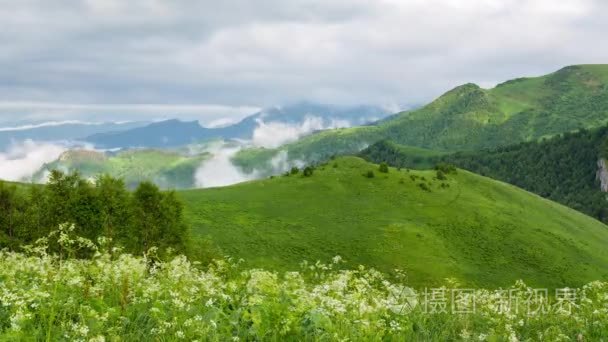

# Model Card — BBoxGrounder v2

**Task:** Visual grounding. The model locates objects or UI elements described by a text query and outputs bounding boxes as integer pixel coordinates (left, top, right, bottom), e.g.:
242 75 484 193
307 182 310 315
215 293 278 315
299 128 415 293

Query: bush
435 162 457 174
290 167 300 175
379 162 389 173
365 170 375 178
303 166 314 177
418 183 431 192
436 170 447 180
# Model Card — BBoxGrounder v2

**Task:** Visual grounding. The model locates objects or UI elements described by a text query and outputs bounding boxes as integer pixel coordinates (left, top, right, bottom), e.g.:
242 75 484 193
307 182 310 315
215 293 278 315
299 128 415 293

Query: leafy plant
379 162 389 173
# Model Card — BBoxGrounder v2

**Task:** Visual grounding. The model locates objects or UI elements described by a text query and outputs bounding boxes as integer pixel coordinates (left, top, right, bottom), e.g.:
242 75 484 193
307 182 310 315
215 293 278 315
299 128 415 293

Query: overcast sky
0 0 606 124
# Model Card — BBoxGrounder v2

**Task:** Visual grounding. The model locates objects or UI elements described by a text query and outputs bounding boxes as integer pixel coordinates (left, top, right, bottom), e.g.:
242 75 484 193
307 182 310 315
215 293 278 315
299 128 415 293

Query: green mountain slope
234 64 608 168
180 157 608 288
34 149 209 189
361 125 608 223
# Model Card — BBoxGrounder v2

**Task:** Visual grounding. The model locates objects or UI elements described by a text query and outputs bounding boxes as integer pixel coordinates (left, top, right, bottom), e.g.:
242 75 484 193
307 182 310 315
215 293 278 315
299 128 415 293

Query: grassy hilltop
180 157 608 288
34 149 209 189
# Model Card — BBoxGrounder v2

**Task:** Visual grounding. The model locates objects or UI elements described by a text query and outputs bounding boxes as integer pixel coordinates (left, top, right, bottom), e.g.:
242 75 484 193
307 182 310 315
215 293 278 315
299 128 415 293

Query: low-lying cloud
193 140 307 188
0 120 113 132
194 143 258 188
252 116 351 148
0 140 68 182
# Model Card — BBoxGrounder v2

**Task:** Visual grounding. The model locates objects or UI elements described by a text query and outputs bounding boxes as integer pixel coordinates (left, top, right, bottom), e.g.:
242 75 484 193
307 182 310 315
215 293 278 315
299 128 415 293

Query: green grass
361 125 608 224
180 157 608 288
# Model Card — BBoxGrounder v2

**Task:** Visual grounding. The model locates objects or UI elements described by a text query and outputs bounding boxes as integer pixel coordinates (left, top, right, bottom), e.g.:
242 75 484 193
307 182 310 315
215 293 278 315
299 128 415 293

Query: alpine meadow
1 1 608 341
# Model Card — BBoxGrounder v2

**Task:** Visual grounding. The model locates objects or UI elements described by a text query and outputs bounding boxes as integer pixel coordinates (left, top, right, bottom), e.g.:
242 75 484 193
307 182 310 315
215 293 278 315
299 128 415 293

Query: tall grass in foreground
0 226 607 341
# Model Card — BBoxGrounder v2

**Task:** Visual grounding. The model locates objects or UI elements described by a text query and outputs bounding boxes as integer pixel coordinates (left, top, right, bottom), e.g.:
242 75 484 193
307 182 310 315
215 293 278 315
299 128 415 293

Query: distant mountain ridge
0 121 147 150
84 103 390 149
233 64 608 167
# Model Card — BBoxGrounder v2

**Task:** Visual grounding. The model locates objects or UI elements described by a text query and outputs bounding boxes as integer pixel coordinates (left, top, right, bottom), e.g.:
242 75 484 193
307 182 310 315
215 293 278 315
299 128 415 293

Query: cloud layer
0 140 67 182
1 0 606 122
194 143 258 188
252 116 350 148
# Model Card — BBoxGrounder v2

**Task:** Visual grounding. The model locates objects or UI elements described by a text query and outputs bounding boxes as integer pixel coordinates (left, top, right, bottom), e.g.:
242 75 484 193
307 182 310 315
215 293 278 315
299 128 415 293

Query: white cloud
269 150 305 172
194 142 258 188
251 116 351 148
203 117 241 128
193 140 310 188
0 120 114 132
0 140 67 182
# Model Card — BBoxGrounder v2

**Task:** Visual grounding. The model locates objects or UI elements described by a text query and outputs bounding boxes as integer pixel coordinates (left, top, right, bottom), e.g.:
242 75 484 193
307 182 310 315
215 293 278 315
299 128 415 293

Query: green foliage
179 157 608 288
130 182 187 255
303 166 314 177
0 172 189 256
0 182 27 248
418 183 431 191
365 170 375 178
435 162 457 174
379 162 389 173
290 166 300 175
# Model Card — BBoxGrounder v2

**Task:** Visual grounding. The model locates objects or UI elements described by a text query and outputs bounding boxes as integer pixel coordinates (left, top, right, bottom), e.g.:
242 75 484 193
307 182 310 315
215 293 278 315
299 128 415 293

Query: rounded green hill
180 156 608 288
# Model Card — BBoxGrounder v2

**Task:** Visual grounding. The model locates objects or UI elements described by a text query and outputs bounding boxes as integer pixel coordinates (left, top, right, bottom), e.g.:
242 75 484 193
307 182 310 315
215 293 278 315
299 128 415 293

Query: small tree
130 182 188 255
290 167 300 175
96 175 132 245
365 170 375 178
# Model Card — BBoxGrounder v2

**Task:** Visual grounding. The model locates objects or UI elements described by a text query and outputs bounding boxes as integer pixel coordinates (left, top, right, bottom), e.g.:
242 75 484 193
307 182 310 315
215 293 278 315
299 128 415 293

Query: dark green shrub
435 162 457 174
379 162 389 173
303 166 314 177
418 183 431 192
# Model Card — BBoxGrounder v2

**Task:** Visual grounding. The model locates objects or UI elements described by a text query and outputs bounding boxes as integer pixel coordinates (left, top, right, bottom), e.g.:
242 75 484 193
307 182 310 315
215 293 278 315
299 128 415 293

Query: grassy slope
180 157 608 288
234 64 608 167
360 125 608 222
36 149 209 189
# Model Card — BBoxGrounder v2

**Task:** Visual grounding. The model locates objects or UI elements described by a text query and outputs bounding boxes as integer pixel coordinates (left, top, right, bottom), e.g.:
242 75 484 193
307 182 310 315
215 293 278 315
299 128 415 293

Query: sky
0 0 607 124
